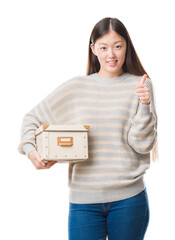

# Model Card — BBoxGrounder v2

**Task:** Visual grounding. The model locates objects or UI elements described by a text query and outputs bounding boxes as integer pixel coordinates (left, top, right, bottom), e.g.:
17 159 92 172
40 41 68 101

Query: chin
107 67 121 74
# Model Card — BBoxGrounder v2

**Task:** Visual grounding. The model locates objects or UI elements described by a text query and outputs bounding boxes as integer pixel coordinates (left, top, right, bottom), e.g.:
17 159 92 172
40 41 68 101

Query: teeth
108 60 117 63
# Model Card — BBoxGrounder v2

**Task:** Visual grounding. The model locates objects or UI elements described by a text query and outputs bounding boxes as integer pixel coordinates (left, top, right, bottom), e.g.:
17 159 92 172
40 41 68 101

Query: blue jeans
68 188 149 240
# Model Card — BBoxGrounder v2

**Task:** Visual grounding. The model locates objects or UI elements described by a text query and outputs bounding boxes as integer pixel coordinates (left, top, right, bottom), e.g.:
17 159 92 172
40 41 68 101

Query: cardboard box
35 124 90 163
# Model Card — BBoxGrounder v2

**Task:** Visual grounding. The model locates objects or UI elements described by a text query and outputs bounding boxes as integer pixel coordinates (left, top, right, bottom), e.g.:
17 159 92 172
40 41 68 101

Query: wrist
22 144 36 158
138 100 151 115
139 99 150 105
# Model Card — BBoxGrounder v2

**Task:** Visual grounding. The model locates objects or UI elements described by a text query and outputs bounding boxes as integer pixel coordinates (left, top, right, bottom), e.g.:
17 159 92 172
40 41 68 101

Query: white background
0 0 174 239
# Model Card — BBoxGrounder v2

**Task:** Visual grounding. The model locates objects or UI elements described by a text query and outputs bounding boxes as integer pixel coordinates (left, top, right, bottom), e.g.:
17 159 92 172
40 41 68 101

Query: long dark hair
87 17 149 78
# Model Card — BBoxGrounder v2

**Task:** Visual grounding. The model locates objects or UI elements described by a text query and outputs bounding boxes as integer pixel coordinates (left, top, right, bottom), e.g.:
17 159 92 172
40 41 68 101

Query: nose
107 47 116 58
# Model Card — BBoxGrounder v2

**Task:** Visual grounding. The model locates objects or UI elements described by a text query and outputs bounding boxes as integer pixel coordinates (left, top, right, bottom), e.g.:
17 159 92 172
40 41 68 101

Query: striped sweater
18 72 158 204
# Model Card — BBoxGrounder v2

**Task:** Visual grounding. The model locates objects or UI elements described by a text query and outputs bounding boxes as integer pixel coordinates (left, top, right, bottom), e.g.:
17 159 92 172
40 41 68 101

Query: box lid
35 124 90 136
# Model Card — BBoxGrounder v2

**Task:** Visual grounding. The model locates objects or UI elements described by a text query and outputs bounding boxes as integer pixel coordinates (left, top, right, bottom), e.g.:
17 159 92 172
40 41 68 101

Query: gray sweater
18 72 158 203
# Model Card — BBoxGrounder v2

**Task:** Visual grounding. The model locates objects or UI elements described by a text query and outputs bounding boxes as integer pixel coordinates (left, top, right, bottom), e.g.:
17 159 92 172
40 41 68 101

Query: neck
97 69 125 79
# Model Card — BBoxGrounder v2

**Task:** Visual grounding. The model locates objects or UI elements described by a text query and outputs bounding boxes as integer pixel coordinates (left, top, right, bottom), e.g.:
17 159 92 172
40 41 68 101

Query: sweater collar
92 72 131 84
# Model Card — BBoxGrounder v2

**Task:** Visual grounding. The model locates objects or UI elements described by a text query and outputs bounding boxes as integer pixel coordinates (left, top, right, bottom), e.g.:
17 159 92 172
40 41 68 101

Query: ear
90 43 97 56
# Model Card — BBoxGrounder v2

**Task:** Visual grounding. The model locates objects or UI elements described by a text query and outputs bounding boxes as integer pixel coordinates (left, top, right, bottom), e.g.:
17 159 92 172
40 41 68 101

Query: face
90 30 127 78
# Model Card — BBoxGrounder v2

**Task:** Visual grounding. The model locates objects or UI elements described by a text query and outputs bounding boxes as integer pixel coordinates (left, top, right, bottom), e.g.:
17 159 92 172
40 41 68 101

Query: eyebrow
98 40 123 45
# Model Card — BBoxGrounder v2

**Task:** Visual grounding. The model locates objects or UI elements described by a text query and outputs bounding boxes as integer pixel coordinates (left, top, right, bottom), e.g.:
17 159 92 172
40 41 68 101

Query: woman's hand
28 150 57 170
136 74 150 105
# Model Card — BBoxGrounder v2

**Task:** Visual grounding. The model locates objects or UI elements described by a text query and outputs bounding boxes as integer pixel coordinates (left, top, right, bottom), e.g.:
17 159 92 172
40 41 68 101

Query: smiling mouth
106 60 118 66
107 60 118 63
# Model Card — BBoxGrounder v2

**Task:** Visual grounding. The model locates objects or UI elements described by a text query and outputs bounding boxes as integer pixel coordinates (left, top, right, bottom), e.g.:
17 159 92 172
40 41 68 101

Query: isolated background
0 0 174 239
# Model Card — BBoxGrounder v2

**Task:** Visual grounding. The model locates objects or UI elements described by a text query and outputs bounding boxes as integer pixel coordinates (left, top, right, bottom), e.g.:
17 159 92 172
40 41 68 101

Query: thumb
140 74 147 84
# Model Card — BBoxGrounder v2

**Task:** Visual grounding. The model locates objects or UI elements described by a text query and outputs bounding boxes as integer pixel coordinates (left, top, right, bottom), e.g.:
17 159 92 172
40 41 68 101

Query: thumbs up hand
136 74 150 105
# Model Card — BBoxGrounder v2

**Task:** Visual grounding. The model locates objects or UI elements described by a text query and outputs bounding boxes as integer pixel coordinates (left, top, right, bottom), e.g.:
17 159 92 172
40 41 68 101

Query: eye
100 47 106 50
116 45 121 49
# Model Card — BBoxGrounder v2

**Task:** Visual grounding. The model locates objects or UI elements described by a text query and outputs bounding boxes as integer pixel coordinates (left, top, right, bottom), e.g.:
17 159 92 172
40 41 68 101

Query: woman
18 17 158 240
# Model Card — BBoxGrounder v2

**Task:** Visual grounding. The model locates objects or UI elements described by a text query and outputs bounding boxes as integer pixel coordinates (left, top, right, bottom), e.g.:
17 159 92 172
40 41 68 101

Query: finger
34 152 46 167
138 93 150 100
136 84 146 88
136 88 149 93
46 161 56 165
45 161 57 168
136 83 148 89
140 74 147 85
37 158 46 167
49 161 57 167
33 159 46 169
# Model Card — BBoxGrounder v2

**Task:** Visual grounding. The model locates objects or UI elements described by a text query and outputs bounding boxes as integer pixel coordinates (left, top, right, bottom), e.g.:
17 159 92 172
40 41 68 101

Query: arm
18 76 79 157
128 77 158 154
18 97 57 156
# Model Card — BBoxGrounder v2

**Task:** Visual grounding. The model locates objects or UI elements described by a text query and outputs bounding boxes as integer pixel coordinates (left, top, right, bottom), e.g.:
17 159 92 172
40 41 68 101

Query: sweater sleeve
18 96 57 156
22 143 36 158
128 77 158 154
18 76 79 157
